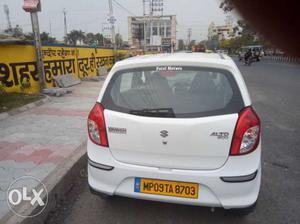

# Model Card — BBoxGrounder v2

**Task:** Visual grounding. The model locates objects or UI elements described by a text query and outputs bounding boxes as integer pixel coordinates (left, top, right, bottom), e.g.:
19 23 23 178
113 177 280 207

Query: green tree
24 32 34 41
219 0 234 13
64 30 85 46
12 25 23 38
40 32 56 43
83 32 96 45
236 20 256 39
77 30 86 45
23 32 56 43
219 39 231 50
94 33 104 46
4 25 23 38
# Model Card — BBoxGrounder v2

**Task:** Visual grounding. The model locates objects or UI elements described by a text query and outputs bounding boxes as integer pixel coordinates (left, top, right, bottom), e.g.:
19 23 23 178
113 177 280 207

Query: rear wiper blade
129 108 175 118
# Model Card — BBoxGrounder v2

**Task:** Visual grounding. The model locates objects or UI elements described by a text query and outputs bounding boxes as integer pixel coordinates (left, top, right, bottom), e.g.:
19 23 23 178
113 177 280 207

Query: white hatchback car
87 53 261 214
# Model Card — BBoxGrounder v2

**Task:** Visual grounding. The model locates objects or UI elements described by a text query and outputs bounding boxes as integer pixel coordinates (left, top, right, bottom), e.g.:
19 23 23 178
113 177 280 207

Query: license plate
134 178 198 199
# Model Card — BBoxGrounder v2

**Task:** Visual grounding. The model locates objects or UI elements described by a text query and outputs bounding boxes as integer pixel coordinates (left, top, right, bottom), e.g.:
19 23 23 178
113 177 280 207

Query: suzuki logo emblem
160 130 168 138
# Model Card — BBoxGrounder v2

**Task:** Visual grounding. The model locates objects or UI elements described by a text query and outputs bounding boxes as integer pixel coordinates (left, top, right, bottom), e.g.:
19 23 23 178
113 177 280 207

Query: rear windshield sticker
156 66 183 71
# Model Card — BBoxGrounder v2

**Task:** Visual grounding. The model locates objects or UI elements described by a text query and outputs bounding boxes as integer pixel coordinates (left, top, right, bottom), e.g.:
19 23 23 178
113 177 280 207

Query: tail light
87 103 108 147
230 107 260 155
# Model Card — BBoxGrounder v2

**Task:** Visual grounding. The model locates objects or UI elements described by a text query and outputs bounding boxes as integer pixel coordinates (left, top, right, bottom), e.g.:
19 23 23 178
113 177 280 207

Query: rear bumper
87 139 261 209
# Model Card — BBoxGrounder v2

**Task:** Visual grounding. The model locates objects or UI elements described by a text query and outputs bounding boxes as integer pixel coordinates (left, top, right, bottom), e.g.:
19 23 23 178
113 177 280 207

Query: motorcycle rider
244 48 252 65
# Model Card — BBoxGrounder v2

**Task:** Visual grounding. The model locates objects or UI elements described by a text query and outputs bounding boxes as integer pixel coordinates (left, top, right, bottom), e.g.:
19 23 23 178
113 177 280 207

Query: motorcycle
244 56 253 66
243 52 255 66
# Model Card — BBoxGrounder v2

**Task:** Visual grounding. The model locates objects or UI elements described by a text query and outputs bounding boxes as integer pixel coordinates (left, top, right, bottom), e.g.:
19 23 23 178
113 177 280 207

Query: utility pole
149 0 163 52
3 5 12 32
142 0 148 53
49 17 52 36
23 0 45 91
102 23 110 47
63 8 68 38
143 0 146 16
31 13 45 90
108 0 117 62
143 20 147 53
187 28 192 50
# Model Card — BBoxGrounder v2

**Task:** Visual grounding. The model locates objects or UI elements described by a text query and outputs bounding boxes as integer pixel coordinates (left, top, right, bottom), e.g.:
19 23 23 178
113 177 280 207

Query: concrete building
207 16 234 41
128 15 176 52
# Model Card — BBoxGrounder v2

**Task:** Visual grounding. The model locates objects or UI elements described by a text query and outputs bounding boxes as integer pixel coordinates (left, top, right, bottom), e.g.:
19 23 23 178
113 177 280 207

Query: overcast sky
0 0 236 42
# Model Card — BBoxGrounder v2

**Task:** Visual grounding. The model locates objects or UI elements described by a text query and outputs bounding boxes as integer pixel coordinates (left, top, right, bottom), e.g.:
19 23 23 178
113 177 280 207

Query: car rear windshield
102 66 244 118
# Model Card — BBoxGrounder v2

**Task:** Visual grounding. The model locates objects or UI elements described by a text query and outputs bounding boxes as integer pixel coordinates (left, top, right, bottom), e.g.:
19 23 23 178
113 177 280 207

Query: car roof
115 53 235 68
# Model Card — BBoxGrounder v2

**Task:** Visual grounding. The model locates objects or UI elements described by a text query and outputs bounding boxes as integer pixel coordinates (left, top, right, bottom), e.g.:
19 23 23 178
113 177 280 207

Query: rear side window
102 66 244 118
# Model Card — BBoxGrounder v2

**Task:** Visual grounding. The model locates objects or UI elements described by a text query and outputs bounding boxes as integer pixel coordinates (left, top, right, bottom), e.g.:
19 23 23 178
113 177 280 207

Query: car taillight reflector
87 103 108 147
230 107 260 155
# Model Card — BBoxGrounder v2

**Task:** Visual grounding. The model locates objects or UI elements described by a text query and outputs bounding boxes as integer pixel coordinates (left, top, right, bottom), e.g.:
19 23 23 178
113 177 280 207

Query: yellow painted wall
0 44 127 93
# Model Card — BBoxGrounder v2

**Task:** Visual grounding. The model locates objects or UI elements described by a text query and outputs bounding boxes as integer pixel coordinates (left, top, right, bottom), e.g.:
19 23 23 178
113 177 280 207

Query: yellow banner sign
0 44 126 93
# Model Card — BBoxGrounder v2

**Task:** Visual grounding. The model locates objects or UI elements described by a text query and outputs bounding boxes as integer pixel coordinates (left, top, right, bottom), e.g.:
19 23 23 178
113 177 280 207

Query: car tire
228 201 257 216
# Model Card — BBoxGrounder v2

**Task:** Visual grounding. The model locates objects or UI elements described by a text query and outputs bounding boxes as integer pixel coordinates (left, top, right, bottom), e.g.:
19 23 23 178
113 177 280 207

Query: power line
49 17 52 36
108 0 117 60
112 0 136 16
187 28 192 46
